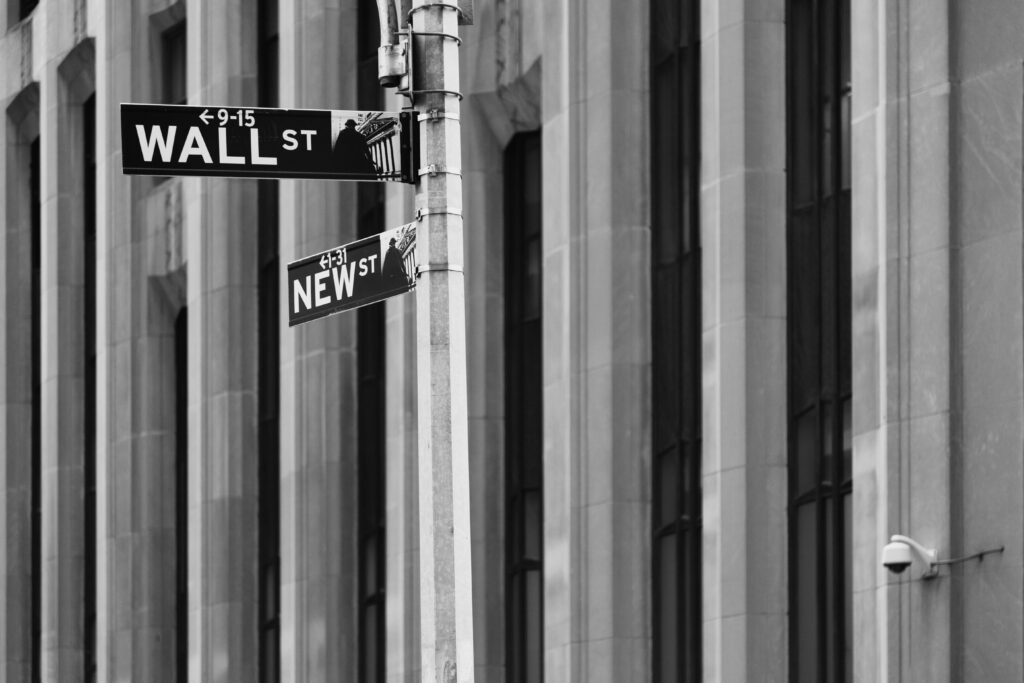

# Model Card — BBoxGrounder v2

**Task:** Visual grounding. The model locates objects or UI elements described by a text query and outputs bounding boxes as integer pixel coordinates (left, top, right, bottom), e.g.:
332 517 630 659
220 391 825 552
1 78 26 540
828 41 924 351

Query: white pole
410 1 475 681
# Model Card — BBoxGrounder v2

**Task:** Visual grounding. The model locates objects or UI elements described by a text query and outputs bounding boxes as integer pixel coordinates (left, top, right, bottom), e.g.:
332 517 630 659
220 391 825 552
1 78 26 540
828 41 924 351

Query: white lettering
293 275 312 313
300 129 317 151
314 270 330 307
218 128 245 164
250 128 278 165
178 127 213 164
365 254 378 273
333 262 357 300
282 129 298 151
136 125 177 162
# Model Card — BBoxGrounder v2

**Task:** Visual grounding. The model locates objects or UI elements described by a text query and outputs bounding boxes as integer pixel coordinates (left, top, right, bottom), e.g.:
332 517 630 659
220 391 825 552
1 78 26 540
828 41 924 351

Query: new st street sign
121 103 416 182
288 222 417 326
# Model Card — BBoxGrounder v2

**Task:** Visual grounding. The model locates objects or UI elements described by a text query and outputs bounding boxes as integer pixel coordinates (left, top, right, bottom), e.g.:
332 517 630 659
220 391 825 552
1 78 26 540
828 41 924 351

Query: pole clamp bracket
416 263 464 277
418 109 460 123
417 206 463 220
418 164 462 177
409 2 466 21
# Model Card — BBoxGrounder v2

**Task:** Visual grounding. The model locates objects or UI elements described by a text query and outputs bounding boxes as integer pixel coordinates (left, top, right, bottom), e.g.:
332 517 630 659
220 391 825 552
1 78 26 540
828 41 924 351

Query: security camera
881 540 913 574
882 534 937 579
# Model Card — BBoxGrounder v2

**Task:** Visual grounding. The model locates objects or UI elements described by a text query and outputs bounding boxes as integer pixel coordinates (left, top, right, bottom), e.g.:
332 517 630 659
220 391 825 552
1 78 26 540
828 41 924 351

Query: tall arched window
356 2 386 680
505 131 543 683
257 0 281 680
650 0 702 680
786 1 852 681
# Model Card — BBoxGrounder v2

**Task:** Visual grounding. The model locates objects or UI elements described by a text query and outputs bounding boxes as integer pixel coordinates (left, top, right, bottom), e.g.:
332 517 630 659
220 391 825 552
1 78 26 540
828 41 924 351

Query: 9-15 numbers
218 108 255 127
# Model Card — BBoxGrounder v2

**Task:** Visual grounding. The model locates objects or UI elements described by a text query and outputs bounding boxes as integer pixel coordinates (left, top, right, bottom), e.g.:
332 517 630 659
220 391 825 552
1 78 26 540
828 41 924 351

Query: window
19 0 38 20
30 134 41 683
162 22 186 105
505 131 543 683
786 1 852 681
650 0 702 680
83 93 97 683
356 3 386 680
175 307 188 683
257 0 280 680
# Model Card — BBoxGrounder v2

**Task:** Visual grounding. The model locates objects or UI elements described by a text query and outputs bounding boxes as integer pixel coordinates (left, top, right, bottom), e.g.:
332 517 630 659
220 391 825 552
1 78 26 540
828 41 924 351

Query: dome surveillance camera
881 534 938 578
882 540 913 574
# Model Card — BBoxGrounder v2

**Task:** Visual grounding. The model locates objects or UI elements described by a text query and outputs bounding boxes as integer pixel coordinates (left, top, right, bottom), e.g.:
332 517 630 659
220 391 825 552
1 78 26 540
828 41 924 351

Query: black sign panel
121 104 415 182
288 223 417 326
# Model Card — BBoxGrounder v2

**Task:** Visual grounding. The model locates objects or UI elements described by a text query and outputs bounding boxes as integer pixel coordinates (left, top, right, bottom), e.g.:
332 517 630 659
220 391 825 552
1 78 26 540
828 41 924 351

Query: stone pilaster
0 76 39 683
184 0 260 680
700 1 789 680
852 1 1024 680
99 2 184 680
541 1 651 681
277 1 360 680
39 32 97 681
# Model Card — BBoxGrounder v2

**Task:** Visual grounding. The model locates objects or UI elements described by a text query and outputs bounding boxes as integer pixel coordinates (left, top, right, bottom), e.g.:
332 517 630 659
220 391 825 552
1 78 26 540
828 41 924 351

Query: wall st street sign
288 222 417 326
121 104 416 182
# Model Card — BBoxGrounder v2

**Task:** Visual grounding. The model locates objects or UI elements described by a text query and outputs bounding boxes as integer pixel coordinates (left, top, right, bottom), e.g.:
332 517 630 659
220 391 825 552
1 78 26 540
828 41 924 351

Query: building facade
0 0 1021 682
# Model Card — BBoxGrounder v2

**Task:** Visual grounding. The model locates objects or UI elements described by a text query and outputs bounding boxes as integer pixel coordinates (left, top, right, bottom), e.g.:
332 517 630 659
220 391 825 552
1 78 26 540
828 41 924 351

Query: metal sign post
408 1 476 681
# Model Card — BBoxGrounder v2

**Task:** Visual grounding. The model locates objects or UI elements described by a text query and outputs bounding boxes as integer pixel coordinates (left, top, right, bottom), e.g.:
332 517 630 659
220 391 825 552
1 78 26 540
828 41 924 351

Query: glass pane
824 499 836 682
363 604 378 683
526 570 542 683
652 61 681 265
789 0 816 209
842 399 852 483
795 504 818 683
524 238 541 320
791 209 821 408
523 138 543 238
657 534 679 681
265 563 278 616
822 408 834 490
844 493 853 682
653 267 681 449
651 0 679 67
796 411 818 497
658 450 680 528
363 534 377 596
680 255 700 438
510 573 523 678
524 490 541 562
841 91 851 191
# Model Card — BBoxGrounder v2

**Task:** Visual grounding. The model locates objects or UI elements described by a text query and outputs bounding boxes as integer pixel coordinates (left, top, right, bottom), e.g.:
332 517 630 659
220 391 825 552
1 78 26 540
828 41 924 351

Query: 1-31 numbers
218 108 255 127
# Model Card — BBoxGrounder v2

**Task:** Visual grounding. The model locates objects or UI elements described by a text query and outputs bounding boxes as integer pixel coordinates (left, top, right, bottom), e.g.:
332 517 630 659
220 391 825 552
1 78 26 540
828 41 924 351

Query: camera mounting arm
889 534 939 579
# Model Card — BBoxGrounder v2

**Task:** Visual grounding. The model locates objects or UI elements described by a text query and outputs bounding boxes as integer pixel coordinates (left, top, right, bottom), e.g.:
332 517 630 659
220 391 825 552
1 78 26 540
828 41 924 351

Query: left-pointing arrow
199 108 213 125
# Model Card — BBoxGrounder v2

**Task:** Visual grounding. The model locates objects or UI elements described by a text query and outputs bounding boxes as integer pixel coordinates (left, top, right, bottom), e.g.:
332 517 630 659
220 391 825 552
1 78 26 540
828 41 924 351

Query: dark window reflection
506 131 543 683
651 0 702 680
787 0 852 681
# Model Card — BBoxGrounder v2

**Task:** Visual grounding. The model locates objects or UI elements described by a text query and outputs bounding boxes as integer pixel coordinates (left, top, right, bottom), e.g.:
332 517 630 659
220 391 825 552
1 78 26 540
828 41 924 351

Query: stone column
277 1 360 680
852 1 1024 680
541 1 651 681
184 0 260 680
39 32 97 680
98 2 184 681
952 4 1024 678
851 2 955 680
0 69 39 682
700 1 788 680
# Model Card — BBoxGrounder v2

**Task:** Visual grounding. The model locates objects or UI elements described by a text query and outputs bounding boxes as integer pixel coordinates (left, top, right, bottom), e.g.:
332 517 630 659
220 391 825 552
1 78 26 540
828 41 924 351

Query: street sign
288 222 417 326
120 104 416 182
